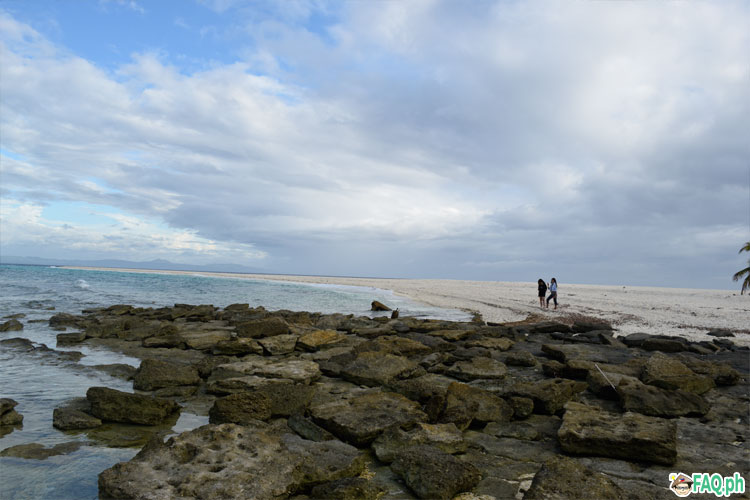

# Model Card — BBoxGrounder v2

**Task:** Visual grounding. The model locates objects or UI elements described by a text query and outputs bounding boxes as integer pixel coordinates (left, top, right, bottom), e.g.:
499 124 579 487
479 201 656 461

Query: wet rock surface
14 302 744 499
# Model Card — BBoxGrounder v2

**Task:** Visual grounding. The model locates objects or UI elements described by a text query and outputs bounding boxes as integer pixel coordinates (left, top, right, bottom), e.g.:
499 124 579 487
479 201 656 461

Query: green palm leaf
734 242 750 294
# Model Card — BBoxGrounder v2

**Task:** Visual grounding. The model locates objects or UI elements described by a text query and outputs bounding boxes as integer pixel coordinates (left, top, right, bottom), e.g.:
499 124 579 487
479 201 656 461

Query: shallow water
0 264 469 499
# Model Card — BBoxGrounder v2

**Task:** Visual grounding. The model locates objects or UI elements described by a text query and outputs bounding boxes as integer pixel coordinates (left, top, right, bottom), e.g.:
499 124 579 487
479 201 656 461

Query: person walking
537 279 547 308
546 278 558 310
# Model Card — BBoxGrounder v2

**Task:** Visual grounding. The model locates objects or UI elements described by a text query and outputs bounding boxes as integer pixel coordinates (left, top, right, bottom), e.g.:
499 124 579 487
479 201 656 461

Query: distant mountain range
0 256 265 274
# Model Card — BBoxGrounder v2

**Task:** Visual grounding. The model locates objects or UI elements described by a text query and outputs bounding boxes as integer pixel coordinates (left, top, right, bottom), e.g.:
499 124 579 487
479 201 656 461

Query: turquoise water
0 264 469 499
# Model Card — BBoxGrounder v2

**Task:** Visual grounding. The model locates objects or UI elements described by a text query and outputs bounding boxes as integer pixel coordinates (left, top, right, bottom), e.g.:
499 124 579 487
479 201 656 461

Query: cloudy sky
1 0 748 289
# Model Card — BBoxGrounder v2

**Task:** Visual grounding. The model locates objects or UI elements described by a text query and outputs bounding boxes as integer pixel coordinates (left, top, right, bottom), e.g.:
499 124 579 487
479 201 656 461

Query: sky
1 0 749 289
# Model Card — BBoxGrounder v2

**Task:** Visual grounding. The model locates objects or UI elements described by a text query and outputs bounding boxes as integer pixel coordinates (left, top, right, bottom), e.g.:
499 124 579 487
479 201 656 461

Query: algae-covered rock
524 456 626 500
98 423 364 500
340 351 421 387
558 402 677 465
53 408 102 430
641 352 715 394
617 377 710 418
390 445 481 499
309 390 427 446
445 357 508 381
86 387 180 425
208 392 272 424
133 359 201 391
0 319 24 332
437 382 512 429
372 422 466 463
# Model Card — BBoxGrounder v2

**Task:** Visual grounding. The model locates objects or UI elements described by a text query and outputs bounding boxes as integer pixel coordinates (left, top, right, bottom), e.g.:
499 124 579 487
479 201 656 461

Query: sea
0 264 470 499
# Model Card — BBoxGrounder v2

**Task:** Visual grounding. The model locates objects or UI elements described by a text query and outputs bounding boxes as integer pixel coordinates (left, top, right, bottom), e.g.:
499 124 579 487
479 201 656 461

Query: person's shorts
538 291 546 297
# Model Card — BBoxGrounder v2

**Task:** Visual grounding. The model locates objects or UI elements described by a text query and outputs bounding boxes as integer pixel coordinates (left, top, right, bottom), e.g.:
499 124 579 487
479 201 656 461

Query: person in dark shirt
537 279 547 308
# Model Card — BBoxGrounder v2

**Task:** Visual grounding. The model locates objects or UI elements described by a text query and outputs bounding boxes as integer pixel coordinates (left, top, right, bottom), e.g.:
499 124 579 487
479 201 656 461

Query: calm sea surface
0 264 469 499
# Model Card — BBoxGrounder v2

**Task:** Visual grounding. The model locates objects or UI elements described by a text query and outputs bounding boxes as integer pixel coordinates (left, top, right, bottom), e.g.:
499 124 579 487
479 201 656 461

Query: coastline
59 266 749 346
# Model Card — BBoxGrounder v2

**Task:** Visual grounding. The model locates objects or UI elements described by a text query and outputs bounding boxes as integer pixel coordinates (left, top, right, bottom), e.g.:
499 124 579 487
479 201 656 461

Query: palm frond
733 265 750 294
740 242 750 254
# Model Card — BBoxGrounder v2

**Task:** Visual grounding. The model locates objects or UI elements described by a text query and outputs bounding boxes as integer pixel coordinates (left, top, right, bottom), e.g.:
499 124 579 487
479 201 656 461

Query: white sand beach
65 268 750 347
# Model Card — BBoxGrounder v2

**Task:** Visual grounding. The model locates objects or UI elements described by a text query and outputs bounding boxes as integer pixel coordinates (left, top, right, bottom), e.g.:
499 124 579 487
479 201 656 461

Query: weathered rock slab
524 455 626 499
133 359 200 391
558 402 677 465
390 445 481 500
86 387 180 425
309 391 427 446
445 357 508 381
372 422 466 463
98 423 364 500
617 378 710 418
53 407 102 430
340 351 421 387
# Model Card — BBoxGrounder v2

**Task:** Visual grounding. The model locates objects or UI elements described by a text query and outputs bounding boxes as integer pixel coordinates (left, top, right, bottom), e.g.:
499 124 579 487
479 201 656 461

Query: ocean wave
75 279 91 290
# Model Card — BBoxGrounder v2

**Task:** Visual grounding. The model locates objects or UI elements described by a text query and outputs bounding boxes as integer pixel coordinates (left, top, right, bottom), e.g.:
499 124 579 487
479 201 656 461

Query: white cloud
0 2 748 286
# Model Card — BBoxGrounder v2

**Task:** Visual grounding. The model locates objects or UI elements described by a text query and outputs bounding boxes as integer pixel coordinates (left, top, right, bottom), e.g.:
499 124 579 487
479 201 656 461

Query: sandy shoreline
62 267 750 347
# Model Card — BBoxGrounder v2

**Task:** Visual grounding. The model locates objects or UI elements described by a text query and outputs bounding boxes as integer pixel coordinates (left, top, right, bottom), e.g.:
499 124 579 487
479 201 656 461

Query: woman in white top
546 278 558 310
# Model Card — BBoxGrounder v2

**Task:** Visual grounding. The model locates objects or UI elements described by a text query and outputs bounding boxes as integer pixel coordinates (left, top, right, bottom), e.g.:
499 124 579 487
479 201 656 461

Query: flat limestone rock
297 330 347 351
0 441 84 460
133 359 200 391
362 335 432 357
86 387 180 425
257 334 298 355
98 423 364 500
464 337 514 351
507 378 584 415
558 402 677 465
0 399 23 426
206 375 292 395
208 392 272 424
0 319 24 332
373 422 466 463
216 359 321 385
541 343 634 364
340 351 421 387
445 357 508 381
617 378 710 418
524 456 626 500
178 330 232 350
641 352 715 394
211 338 263 356
438 382 512 429
309 390 427 446
53 408 102 430
390 445 481 500
310 477 386 500
387 373 455 403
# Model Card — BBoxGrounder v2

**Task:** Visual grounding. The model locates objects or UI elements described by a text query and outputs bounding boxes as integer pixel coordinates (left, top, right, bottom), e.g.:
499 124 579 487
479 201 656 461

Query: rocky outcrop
1 441 85 460
524 456 626 499
558 402 678 465
309 390 427 446
617 377 710 418
641 352 715 394
0 319 23 332
371 300 391 311
390 445 481 499
133 359 200 391
98 423 365 500
208 392 272 424
86 387 180 425
28 303 746 499
0 398 23 426
372 422 466 463
53 407 102 430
